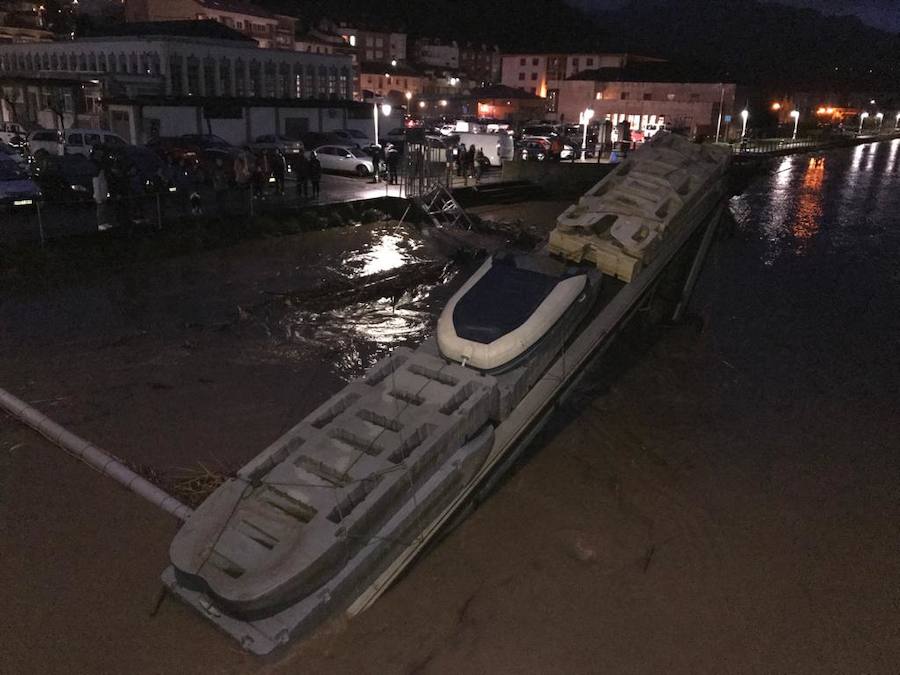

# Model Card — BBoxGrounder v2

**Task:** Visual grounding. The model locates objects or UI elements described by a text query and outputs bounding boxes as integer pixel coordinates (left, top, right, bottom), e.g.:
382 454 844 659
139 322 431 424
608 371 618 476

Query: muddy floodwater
3 143 900 673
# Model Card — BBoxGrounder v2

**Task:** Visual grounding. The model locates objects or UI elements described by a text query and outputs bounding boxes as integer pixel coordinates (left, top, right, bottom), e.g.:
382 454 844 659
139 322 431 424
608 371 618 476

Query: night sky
573 0 900 32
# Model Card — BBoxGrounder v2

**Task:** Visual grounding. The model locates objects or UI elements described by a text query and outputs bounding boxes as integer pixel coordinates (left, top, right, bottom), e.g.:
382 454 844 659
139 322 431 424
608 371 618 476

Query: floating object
549 133 730 281
164 132 730 654
437 252 599 372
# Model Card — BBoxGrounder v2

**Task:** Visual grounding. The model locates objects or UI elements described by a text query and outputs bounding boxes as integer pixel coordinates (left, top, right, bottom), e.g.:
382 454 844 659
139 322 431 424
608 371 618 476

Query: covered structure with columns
0 21 354 129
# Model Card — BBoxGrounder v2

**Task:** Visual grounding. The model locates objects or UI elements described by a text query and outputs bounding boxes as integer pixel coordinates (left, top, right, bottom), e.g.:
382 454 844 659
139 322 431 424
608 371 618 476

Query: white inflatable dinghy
437 252 601 372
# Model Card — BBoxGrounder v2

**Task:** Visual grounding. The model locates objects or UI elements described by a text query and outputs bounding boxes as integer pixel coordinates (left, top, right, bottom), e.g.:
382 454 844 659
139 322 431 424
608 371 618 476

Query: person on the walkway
212 156 228 211
295 152 310 198
234 149 251 188
250 151 268 200
92 164 109 230
309 151 322 199
370 144 384 183
465 145 476 177
385 143 400 185
271 149 286 196
456 142 466 177
474 148 486 183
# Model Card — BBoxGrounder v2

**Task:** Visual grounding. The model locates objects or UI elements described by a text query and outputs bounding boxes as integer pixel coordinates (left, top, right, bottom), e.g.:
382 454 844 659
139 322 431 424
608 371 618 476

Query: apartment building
459 43 499 85
331 20 407 63
359 61 424 102
556 63 736 135
411 38 458 69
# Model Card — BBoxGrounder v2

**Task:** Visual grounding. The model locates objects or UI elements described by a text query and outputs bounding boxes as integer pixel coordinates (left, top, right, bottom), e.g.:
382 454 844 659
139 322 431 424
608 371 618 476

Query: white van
27 128 128 158
451 131 515 167
62 128 128 156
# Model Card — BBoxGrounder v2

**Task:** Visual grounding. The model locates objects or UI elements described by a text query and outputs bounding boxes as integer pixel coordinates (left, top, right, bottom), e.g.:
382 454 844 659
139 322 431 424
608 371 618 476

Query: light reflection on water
792 156 824 255
275 284 439 380
733 140 900 264
343 229 422 277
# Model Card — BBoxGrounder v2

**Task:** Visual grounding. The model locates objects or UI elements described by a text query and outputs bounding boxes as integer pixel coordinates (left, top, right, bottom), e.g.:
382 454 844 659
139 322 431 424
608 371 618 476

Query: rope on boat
0 385 193 522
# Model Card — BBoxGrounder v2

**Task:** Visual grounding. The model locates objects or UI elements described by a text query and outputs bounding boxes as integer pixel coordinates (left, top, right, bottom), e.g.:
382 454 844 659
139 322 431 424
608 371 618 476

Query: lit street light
740 109 749 140
372 101 392 182
790 110 799 140
580 107 594 160
405 91 412 104
859 111 869 135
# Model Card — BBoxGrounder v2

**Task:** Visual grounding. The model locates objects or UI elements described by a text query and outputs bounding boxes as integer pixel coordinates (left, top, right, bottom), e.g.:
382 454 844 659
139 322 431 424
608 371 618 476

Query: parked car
0 155 41 208
147 135 240 184
32 154 98 202
380 127 407 145
521 125 558 141
62 128 128 157
299 131 346 150
0 141 29 170
310 145 374 176
249 134 305 156
0 121 28 146
27 129 64 157
519 138 550 161
330 128 374 148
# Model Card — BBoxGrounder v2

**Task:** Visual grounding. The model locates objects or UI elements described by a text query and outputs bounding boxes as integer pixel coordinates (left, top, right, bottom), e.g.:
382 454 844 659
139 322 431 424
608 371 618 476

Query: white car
439 124 457 136
311 145 374 176
0 121 28 146
27 129 64 157
331 129 374 148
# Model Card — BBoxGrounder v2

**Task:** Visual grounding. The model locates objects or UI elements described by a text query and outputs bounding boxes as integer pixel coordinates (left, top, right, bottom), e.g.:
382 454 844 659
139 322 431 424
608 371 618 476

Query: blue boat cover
452 257 562 345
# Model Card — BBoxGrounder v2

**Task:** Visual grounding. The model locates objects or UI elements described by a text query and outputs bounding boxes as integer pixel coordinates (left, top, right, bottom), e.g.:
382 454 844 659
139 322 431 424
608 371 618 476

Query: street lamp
405 91 412 104
789 110 799 140
372 101 392 182
579 107 594 160
740 109 749 140
859 111 869 134
876 112 884 132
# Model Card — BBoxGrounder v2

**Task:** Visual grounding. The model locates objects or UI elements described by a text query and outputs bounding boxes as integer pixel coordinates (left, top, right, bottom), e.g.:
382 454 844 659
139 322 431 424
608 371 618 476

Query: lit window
349 35 356 47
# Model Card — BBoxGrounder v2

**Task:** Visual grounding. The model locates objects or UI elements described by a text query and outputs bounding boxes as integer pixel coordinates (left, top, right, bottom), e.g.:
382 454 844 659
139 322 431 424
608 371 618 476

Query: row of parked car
0 124 395 208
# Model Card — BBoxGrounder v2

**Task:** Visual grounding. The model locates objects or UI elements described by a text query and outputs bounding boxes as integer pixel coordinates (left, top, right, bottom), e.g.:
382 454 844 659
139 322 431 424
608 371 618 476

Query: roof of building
85 20 257 43
568 61 730 84
360 61 421 77
104 95 374 111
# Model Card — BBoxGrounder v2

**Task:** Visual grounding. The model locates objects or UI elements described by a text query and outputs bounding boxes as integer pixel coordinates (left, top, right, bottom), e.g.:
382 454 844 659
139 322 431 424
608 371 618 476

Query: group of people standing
454 143 486 183
230 148 322 200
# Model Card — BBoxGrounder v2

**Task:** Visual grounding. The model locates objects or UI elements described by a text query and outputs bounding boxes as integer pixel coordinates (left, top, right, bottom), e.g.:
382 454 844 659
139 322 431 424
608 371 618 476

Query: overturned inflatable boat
163 133 730 654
